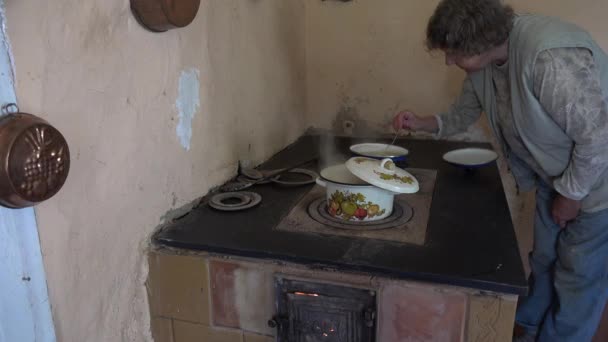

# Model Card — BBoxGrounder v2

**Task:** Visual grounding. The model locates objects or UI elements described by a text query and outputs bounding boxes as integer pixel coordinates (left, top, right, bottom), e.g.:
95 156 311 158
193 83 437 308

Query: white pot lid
345 157 419 194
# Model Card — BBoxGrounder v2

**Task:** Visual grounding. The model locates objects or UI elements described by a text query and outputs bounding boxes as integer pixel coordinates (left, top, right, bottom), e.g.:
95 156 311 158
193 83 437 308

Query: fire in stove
270 278 377 342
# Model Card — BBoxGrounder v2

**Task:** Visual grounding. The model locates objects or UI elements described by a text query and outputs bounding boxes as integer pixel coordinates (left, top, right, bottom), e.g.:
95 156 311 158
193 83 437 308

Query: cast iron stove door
271 278 376 342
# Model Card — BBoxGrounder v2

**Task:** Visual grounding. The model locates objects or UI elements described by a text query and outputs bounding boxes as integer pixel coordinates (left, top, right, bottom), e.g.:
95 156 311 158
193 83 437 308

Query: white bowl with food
350 143 409 161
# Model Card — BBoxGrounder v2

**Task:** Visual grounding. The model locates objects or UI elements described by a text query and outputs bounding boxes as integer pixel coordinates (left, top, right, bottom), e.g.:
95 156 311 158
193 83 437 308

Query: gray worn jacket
457 15 608 212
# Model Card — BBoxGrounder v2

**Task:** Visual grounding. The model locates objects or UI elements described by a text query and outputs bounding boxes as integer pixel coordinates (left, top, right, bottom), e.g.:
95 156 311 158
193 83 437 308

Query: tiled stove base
147 249 518 342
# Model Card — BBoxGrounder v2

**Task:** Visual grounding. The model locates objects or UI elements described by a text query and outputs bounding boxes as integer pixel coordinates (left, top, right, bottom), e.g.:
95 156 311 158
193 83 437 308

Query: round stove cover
209 191 262 211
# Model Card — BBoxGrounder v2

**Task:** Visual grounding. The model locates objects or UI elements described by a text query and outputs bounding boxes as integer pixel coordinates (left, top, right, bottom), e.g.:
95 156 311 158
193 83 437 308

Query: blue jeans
515 183 608 341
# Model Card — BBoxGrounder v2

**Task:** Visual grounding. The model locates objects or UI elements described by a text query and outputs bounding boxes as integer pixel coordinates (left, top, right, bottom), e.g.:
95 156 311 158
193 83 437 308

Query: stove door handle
268 315 289 329
364 307 376 328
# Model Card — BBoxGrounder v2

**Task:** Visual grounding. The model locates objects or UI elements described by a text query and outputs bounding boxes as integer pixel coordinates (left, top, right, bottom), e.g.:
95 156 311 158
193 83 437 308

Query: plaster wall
5 1 306 340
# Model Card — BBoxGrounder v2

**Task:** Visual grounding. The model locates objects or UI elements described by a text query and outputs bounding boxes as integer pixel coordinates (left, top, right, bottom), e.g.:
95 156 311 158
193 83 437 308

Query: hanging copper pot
130 0 201 32
0 104 70 209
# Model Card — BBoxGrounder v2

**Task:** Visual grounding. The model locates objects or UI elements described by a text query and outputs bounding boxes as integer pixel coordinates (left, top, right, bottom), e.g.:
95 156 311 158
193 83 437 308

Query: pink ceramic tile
378 284 466 342
210 260 241 328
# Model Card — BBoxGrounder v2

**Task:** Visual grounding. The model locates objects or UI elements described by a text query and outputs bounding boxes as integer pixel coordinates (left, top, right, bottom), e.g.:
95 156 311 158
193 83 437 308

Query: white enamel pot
316 164 397 222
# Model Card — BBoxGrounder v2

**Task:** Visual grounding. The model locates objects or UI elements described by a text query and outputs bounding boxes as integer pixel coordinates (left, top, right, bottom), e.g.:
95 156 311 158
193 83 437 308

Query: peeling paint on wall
176 68 200 151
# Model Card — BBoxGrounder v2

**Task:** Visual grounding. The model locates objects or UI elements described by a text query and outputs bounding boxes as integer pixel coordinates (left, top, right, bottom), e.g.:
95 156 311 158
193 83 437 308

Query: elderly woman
393 0 608 341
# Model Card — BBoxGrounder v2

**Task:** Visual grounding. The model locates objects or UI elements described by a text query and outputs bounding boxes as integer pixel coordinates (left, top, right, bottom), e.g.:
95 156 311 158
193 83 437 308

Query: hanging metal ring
1 103 19 115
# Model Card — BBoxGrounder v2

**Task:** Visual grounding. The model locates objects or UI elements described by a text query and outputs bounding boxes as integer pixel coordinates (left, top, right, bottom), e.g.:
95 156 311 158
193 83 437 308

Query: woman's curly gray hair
426 0 514 56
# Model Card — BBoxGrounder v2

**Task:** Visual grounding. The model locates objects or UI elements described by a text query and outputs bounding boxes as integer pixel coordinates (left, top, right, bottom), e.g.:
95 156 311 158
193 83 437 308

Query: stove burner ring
209 191 262 211
271 168 318 187
211 192 252 207
307 197 413 231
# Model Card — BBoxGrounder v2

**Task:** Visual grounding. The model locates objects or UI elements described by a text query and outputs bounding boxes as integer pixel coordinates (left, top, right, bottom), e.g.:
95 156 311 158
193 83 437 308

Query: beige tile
173 320 243 342
233 266 275 335
147 251 210 324
378 284 466 342
243 332 274 342
151 317 174 342
467 295 517 342
209 259 275 334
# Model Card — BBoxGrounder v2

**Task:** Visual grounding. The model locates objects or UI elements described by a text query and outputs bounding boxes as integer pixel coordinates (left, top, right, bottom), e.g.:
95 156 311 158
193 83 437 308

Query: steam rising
319 133 347 170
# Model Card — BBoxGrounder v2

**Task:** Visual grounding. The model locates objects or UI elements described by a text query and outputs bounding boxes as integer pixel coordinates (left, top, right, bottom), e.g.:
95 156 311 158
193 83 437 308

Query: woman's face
444 50 493 73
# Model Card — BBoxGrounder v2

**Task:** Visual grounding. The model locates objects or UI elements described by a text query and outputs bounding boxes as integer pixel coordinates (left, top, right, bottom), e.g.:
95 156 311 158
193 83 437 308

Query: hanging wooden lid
131 0 201 32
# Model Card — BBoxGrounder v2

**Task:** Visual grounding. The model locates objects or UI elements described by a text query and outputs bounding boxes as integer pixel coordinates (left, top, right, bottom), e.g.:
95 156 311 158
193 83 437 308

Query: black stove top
154 134 527 295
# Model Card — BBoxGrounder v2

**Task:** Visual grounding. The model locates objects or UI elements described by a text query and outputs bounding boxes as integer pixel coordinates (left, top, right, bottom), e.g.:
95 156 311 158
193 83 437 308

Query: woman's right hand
393 110 428 131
